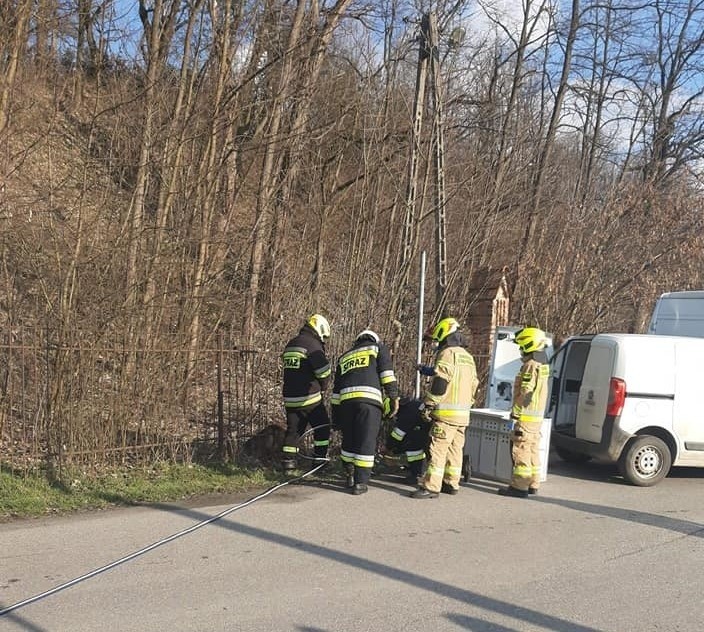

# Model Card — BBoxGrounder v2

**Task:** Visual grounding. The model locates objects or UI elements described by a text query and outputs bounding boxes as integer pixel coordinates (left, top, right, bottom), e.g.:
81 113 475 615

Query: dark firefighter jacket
281 324 332 409
387 398 430 453
331 337 399 409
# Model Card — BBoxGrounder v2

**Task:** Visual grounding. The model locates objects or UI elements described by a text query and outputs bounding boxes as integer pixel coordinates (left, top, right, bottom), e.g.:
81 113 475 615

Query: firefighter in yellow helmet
280 314 332 472
498 326 550 498
411 317 478 498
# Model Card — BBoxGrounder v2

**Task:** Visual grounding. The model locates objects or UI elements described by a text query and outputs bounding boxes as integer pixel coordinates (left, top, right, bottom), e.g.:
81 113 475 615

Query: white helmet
355 329 380 344
307 314 331 341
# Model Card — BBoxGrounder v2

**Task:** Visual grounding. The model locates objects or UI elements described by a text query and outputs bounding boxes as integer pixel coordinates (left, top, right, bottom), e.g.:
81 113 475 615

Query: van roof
593 332 704 345
658 290 704 299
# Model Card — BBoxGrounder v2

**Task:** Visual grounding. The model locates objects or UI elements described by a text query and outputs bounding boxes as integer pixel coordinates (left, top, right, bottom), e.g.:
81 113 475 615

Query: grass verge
0 462 283 522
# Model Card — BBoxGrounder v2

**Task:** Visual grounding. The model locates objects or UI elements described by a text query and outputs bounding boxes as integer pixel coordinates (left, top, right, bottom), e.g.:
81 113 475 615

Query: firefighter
280 314 332 472
411 317 478 499
499 326 550 498
384 396 430 485
331 329 399 495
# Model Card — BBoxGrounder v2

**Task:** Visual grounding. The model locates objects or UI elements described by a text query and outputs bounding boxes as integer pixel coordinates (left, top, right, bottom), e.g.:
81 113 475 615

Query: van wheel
618 435 672 487
554 446 592 464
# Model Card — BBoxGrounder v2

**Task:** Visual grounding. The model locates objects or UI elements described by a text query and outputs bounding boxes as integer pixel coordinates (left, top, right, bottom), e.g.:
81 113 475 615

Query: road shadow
294 470 428 498
5 464 702 630
533 495 704 537
547 453 704 485
461 478 504 495
297 614 528 632
663 466 704 480
447 612 527 631
546 457 625 484
0 607 50 631
1 491 608 632
144 502 607 632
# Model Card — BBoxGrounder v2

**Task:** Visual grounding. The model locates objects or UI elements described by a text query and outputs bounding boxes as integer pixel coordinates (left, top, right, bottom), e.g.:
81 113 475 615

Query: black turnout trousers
283 402 330 459
337 401 382 485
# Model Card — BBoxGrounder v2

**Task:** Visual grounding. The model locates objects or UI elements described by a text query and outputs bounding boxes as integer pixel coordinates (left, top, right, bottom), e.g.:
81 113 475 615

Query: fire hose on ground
0 426 331 618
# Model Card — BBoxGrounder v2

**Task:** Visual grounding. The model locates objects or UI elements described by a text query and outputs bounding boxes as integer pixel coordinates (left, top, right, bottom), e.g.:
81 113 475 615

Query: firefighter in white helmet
280 314 332 472
411 317 478 499
331 329 399 495
498 326 550 498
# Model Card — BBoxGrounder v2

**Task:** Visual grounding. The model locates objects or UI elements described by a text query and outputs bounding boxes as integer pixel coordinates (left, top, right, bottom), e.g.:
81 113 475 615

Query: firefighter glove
420 402 434 422
388 397 400 418
417 364 435 377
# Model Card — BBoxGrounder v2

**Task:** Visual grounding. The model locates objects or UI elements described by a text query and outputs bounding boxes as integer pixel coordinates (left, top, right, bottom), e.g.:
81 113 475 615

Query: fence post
217 330 225 460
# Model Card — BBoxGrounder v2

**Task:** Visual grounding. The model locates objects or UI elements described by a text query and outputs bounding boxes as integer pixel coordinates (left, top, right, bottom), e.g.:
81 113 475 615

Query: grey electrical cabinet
465 408 550 483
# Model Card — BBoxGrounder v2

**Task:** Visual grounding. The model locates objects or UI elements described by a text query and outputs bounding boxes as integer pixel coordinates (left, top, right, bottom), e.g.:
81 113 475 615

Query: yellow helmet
514 327 547 354
307 314 331 341
430 317 460 343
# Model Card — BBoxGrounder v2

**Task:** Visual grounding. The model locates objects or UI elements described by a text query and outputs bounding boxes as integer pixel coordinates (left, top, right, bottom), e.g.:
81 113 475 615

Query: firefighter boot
343 463 355 488
498 485 529 498
281 457 297 473
441 482 459 495
410 487 439 499
406 461 426 486
313 446 329 463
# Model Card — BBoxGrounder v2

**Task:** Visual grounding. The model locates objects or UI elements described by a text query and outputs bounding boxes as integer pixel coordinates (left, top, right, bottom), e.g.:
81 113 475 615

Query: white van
549 333 704 486
647 290 704 337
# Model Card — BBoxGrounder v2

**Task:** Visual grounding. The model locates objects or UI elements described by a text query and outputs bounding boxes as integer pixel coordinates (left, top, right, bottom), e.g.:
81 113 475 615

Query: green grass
0 462 284 521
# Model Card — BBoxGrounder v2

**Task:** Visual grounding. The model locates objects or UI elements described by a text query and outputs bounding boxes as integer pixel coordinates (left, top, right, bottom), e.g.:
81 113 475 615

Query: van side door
673 340 704 461
575 339 615 444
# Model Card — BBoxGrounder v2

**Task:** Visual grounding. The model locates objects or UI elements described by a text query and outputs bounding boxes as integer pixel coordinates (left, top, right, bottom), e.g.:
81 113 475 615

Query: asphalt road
1 455 703 632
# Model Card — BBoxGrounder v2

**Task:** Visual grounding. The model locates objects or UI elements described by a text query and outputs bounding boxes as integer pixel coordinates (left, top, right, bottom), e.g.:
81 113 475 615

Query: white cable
0 457 329 617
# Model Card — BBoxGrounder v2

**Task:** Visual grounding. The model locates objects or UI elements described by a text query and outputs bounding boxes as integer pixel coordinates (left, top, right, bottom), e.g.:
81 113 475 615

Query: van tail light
606 378 626 416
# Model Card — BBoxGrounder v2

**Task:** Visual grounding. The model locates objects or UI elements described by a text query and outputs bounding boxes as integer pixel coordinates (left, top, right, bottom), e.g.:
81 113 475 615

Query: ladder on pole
427 12 448 308
401 14 431 275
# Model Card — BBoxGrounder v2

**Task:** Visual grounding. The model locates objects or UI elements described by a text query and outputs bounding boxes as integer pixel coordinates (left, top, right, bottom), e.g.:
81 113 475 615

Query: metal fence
0 328 281 474
0 326 493 475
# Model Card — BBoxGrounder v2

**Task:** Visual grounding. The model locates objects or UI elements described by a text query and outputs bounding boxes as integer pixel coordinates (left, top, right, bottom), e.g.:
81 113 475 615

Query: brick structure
465 267 511 403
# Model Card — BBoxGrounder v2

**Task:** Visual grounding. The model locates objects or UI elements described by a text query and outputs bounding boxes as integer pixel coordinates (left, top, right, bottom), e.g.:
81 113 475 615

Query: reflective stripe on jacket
424 345 478 426
282 325 331 409
332 340 398 409
511 357 549 423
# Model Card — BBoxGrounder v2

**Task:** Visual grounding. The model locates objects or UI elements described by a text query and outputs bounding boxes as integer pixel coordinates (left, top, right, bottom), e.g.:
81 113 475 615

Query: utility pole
400 12 448 312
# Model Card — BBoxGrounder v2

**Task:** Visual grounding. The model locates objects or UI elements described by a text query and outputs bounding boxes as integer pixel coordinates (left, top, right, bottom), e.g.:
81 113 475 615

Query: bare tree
124 0 181 350
242 0 356 343
0 0 33 138
622 0 704 184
